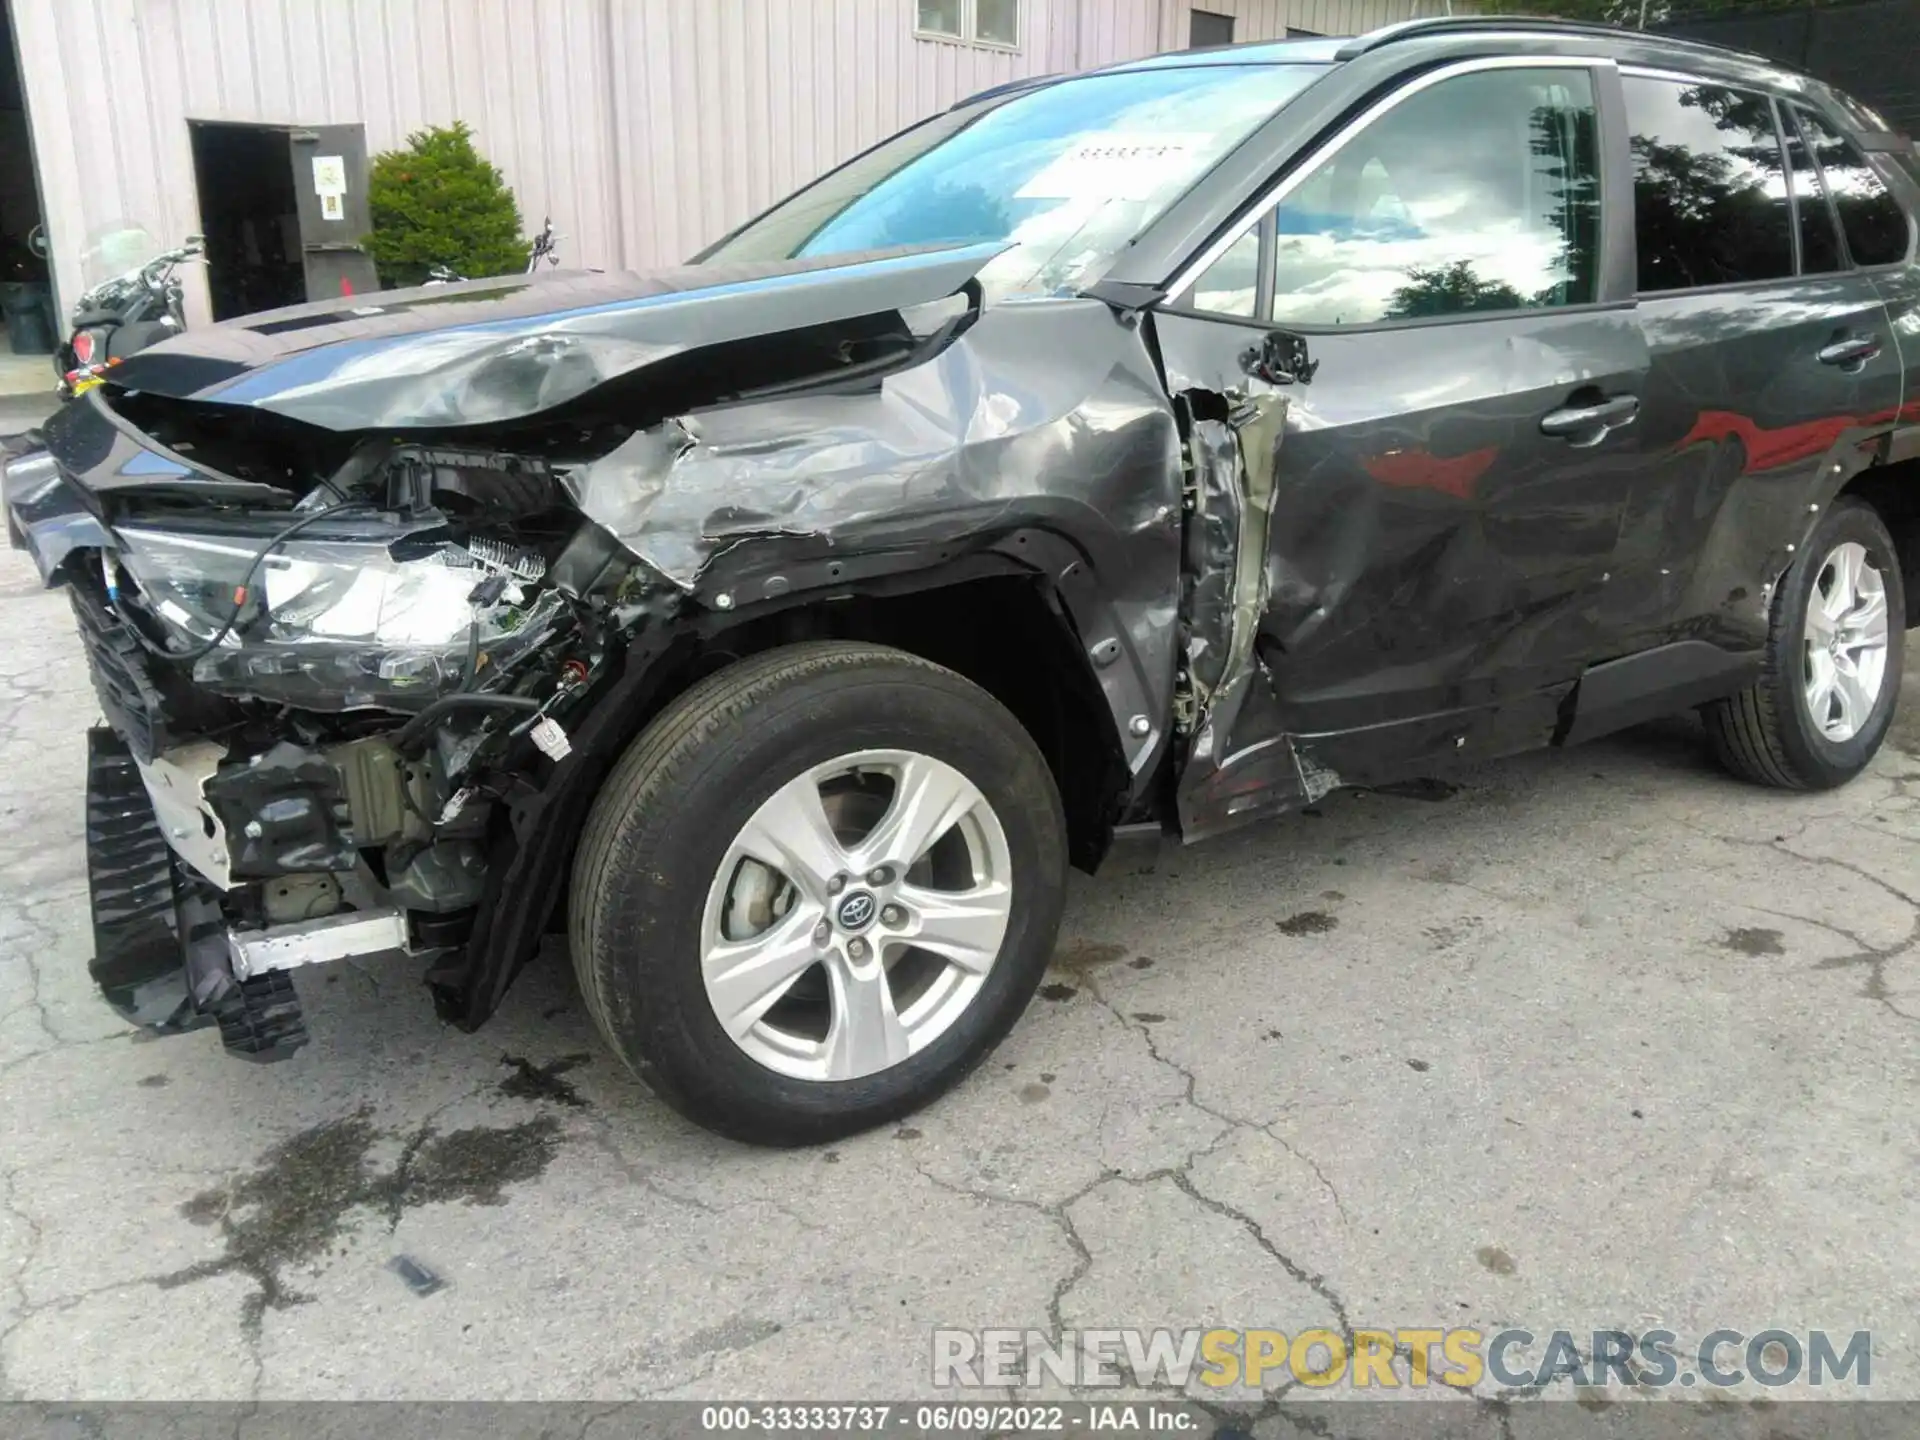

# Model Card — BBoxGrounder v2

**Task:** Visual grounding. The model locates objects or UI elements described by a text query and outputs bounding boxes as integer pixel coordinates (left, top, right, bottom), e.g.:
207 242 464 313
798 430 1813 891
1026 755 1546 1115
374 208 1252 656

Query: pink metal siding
14 0 1454 321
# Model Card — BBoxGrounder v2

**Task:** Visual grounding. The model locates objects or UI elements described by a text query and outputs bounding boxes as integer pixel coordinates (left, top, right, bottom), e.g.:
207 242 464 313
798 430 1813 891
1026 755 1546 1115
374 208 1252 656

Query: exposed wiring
122 500 374 663
389 693 544 754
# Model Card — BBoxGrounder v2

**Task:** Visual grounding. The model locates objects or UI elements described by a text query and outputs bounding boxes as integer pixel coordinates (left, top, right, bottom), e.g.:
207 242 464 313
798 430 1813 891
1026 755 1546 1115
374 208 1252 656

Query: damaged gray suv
8 18 1920 1142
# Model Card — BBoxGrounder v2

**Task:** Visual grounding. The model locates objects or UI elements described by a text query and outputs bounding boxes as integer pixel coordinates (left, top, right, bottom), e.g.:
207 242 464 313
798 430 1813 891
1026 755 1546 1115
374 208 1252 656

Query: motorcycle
424 217 563 285
57 226 204 398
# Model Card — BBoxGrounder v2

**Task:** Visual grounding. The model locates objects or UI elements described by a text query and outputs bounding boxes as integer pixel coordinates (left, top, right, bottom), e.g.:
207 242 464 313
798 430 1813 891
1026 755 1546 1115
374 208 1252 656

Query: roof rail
1332 14 1781 69
951 73 1059 110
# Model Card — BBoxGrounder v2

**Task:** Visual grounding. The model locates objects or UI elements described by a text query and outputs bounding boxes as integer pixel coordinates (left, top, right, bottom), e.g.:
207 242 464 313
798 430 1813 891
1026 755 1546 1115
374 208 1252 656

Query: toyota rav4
7 18 1918 1143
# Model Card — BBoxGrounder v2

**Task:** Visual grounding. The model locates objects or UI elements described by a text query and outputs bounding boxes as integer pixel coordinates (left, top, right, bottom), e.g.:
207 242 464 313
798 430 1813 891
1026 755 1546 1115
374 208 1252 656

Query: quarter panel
1609 277 1902 653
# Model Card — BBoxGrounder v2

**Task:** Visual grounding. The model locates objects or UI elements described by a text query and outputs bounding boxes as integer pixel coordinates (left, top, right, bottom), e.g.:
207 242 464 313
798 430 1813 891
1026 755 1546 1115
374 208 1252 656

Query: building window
916 0 963 37
917 0 1020 49
1190 10 1236 48
975 0 1019 46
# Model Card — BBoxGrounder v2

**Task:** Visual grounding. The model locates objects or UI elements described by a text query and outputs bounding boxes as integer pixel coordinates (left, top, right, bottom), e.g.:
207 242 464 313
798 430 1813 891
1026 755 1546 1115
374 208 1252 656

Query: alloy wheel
1801 539 1891 743
698 749 1013 1082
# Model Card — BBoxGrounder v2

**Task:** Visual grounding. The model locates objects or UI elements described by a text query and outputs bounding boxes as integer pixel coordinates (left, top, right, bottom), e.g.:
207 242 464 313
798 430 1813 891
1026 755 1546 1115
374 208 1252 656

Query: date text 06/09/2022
699 1403 1201 1433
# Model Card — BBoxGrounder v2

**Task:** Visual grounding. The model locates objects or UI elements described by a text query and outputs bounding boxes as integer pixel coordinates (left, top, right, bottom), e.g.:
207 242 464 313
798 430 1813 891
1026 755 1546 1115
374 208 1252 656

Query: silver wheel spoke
860 754 980 872
824 955 910 1079
1824 546 1859 620
1802 541 1890 743
704 905 825 1039
1845 586 1888 639
896 880 1011 974
736 776 849 898
1832 657 1873 734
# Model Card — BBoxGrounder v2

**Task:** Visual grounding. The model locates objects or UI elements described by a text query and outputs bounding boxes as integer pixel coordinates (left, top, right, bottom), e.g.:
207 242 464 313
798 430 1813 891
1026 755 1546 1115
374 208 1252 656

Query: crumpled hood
106 243 1003 432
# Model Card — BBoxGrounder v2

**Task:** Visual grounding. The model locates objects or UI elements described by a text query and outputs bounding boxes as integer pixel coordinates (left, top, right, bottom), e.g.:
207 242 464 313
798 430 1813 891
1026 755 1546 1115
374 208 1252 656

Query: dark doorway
189 122 309 320
0 0 54 354
1189 8 1235 48
189 120 380 318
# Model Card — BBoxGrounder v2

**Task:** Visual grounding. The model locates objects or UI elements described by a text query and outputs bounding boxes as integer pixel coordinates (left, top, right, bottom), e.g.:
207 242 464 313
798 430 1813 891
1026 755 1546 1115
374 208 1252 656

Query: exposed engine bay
32 420 679 1057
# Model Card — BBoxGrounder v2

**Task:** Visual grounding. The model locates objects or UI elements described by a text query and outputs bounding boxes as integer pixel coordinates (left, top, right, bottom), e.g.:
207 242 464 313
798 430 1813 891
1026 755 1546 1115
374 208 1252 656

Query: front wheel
569 642 1069 1145
1704 497 1906 790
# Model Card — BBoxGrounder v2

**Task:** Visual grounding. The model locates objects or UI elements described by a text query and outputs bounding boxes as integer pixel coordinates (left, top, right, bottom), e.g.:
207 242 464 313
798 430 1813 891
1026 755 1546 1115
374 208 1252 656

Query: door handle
1817 335 1882 369
1540 394 1639 447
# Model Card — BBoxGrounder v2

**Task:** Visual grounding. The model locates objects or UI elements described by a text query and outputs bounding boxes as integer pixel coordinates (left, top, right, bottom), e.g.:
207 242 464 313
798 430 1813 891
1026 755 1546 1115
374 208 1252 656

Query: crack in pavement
907 957 1358 1411
1676 818 1920 1024
910 944 1668 1419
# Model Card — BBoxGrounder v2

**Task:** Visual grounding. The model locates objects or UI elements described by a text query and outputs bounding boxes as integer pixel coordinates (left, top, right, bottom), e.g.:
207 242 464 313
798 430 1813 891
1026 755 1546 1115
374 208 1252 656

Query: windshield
703 63 1326 297
78 223 165 294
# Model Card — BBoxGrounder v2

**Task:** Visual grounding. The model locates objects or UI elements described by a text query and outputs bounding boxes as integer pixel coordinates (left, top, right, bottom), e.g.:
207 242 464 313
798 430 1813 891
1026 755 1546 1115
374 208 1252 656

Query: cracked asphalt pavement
1 531 1917 1412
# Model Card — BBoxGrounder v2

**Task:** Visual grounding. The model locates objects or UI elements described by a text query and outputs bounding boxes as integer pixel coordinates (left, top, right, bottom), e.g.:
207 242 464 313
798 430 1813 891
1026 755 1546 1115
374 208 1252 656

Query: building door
0 0 54 356
1189 9 1235 47
288 125 380 302
189 121 378 320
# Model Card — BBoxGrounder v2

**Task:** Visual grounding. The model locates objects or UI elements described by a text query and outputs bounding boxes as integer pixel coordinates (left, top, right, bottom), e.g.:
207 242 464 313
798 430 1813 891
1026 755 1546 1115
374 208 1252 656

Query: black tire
569 641 1068 1145
1703 498 1907 790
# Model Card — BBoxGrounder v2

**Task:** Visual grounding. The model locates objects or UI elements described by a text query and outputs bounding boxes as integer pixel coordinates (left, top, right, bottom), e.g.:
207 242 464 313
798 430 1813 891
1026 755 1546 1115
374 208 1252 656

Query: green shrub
363 122 531 288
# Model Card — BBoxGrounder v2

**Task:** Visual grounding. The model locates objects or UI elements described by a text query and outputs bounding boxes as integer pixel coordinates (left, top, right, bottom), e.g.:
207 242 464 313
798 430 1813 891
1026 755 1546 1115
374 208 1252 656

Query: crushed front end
5 392 669 1059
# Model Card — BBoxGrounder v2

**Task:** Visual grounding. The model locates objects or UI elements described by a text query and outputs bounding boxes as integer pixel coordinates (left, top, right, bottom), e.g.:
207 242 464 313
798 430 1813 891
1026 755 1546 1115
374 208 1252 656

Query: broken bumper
85 728 309 1059
85 726 432 1058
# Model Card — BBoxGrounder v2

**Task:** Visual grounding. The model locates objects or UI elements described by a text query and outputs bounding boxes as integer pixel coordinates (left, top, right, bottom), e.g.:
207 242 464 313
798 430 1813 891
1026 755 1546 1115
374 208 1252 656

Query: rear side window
1624 77 1793 292
1792 105 1912 266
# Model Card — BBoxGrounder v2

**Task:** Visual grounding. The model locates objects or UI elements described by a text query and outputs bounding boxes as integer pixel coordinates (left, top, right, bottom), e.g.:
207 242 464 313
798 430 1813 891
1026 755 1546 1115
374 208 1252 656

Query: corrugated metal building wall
10 0 1452 322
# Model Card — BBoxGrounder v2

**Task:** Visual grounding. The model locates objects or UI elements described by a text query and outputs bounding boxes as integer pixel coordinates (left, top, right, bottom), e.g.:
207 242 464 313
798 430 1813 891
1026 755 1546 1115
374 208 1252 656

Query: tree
1386 261 1526 319
363 122 532 288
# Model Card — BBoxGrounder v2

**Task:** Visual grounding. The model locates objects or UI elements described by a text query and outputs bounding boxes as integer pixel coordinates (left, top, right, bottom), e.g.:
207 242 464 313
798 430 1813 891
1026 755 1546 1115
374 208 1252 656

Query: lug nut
866 866 892 885
881 904 905 927
828 874 847 895
846 937 870 961
812 920 831 947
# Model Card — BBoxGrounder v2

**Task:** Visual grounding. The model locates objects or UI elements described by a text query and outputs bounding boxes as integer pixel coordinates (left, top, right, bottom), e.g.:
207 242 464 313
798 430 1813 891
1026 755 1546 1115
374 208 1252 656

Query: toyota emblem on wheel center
837 891 877 931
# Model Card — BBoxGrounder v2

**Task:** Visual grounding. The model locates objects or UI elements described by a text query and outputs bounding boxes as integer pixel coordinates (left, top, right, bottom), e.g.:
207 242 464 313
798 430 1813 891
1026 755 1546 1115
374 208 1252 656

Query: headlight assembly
112 526 564 712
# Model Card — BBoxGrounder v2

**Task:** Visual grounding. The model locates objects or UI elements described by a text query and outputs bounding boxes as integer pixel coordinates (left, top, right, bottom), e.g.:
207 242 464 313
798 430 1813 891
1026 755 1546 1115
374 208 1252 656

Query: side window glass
1782 108 1844 274
1793 105 1911 267
1264 67 1601 325
1624 78 1792 292
1188 228 1259 317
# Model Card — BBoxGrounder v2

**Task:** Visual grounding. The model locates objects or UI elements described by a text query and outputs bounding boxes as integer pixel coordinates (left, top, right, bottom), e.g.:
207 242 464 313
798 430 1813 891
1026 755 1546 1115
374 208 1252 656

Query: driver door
1153 58 1651 837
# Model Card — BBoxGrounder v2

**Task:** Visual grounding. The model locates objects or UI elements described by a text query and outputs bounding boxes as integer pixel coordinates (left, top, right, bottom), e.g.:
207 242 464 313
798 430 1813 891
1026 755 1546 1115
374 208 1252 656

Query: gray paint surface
2 535 1917 1403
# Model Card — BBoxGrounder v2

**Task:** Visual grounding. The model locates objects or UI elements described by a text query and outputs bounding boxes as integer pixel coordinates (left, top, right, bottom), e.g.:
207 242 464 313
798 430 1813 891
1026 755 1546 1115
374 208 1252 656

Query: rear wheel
569 641 1068 1144
1704 498 1904 790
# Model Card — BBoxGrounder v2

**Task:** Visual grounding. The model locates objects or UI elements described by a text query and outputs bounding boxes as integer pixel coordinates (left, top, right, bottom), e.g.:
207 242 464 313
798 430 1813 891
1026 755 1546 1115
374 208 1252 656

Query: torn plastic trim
1175 389 1282 779
4 445 112 586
